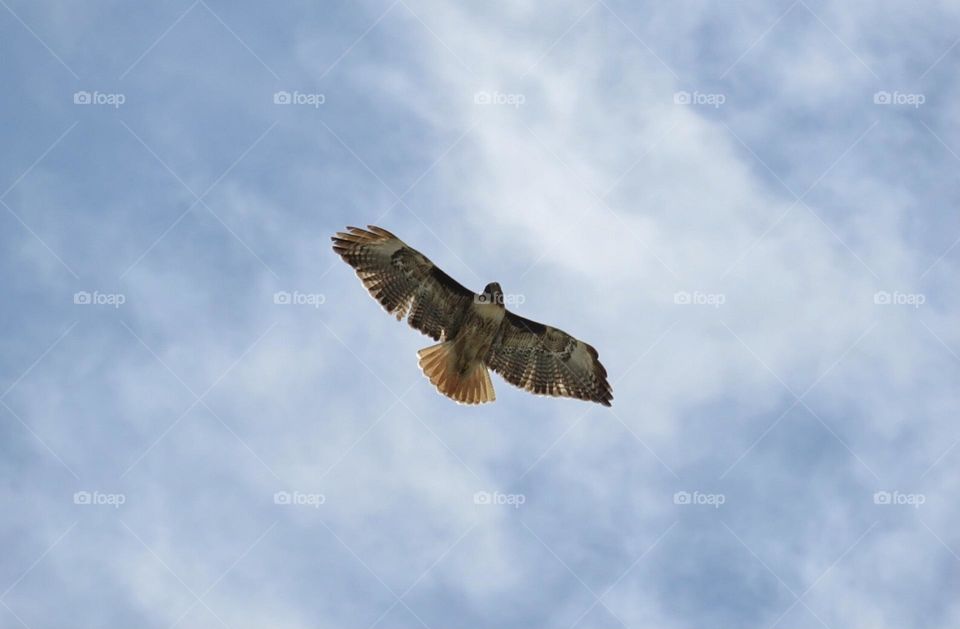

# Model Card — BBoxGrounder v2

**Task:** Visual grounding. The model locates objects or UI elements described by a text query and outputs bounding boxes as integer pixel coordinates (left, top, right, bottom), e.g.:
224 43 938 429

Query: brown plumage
331 225 612 406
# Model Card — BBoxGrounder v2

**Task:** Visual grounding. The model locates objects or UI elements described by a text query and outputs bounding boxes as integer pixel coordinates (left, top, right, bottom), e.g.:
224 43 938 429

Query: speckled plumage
332 225 612 406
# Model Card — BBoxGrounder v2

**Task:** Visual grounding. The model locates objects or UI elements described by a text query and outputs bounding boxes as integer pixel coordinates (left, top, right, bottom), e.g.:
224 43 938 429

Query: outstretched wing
487 311 612 406
331 225 473 341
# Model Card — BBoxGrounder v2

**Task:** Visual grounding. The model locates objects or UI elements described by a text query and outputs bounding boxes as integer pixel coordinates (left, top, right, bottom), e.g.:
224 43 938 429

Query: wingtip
596 381 613 407
332 225 396 244
367 225 398 239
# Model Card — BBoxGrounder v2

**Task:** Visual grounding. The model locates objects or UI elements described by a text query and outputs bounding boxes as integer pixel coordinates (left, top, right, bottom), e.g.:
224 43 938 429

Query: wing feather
487 311 613 406
332 225 473 341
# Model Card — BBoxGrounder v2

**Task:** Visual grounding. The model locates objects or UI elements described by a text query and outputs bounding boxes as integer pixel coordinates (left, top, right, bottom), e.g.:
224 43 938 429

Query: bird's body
416 285 505 404
449 295 506 372
332 225 612 406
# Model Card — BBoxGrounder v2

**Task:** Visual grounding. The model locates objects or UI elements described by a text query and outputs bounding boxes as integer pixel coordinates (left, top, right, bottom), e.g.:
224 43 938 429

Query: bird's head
479 282 504 306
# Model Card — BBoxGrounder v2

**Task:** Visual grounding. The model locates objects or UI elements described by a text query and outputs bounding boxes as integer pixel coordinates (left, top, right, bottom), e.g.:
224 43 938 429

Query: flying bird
331 225 612 406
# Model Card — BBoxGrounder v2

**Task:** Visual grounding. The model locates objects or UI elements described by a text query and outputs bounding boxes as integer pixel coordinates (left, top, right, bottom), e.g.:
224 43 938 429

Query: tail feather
417 342 495 405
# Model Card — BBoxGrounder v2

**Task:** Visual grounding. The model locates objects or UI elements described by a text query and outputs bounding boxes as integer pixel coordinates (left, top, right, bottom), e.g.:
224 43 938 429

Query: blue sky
2 1 959 627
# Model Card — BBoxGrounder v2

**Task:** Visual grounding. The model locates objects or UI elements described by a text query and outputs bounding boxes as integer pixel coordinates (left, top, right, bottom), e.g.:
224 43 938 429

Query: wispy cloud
1 1 958 627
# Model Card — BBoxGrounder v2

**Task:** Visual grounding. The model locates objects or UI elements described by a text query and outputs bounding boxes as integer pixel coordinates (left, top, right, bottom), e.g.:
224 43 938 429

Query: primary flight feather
331 225 612 406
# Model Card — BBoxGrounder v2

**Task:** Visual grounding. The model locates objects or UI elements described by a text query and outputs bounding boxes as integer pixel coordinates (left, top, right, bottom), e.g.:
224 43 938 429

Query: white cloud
3 1 958 627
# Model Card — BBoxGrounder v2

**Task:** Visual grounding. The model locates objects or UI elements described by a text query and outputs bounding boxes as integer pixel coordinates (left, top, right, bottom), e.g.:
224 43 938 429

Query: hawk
331 226 612 406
